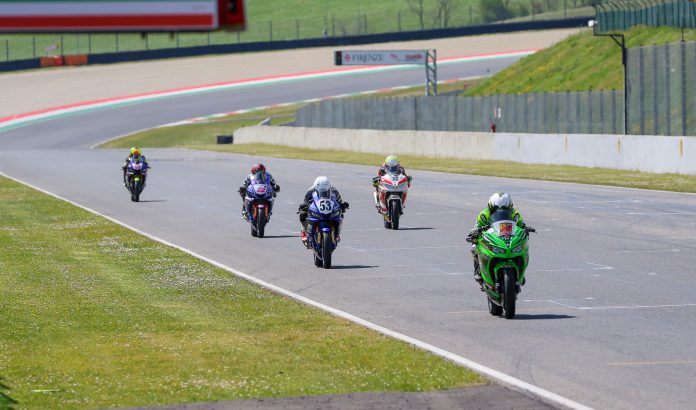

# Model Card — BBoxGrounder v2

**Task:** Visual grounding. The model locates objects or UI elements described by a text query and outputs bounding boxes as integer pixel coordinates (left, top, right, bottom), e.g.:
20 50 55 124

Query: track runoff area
3 46 696 410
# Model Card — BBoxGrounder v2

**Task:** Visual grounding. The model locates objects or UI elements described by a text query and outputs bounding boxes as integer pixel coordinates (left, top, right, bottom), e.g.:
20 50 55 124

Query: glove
341 202 350 211
238 187 246 197
297 203 309 213
274 185 280 193
407 176 413 183
525 225 536 233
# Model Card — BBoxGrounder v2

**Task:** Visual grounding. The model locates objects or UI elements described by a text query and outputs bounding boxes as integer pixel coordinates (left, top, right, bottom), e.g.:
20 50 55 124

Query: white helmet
488 192 513 211
313 176 331 194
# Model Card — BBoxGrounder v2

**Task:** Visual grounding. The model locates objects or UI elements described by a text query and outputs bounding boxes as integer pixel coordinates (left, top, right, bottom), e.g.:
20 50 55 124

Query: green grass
0 175 483 409
0 0 588 61
465 26 696 95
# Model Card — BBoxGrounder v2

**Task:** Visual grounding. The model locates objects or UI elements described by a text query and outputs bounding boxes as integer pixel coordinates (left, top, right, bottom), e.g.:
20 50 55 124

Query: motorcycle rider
238 163 280 221
467 192 530 287
372 155 412 188
298 176 349 245
122 146 149 187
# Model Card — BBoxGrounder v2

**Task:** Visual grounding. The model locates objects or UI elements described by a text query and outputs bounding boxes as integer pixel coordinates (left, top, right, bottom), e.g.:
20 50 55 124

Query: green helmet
130 146 141 156
385 155 400 173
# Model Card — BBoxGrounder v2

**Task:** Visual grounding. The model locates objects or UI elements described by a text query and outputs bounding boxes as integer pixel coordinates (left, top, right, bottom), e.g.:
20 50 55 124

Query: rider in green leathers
469 192 527 286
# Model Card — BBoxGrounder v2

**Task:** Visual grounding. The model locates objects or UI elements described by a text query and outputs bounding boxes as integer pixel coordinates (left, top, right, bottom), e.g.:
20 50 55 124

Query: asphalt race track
2 56 696 410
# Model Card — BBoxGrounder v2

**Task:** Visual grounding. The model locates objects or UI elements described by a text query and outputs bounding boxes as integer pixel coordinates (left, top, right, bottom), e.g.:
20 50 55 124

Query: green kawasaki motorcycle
467 209 535 319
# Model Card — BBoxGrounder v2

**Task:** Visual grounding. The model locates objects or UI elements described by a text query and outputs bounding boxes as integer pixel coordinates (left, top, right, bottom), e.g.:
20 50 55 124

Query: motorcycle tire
321 232 332 269
488 297 503 316
256 209 266 238
134 181 141 202
390 201 401 230
502 268 517 319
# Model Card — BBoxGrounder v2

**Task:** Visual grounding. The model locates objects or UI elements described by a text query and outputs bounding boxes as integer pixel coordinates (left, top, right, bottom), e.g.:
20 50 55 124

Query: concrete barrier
235 125 696 175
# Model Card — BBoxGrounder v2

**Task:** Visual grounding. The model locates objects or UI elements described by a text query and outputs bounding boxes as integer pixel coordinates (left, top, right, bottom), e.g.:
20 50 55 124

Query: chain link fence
627 41 696 135
595 0 696 33
295 91 624 134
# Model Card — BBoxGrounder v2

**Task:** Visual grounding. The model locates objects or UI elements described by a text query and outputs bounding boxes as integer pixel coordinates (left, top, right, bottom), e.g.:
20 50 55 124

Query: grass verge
465 26 696 95
0 176 483 409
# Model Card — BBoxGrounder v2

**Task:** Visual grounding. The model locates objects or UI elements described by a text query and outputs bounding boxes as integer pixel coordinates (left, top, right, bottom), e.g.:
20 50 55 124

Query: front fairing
476 220 529 289
307 192 342 250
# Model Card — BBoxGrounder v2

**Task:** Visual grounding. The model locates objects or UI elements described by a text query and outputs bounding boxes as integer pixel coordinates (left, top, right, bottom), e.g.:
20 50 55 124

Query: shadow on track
397 227 435 231
263 235 298 239
137 199 167 203
513 314 575 320
330 265 378 270
0 376 18 410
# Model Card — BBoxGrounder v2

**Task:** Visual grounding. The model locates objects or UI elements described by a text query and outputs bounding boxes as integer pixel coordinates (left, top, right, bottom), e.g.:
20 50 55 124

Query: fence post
60 34 64 54
207 31 211 45
5 39 8 61
398 10 401 31
639 47 645 134
681 41 688 136
653 45 659 135
332 15 335 36
146 33 149 50
665 43 672 136
116 33 120 51
88 33 92 54
32 36 36 58
269 20 273 41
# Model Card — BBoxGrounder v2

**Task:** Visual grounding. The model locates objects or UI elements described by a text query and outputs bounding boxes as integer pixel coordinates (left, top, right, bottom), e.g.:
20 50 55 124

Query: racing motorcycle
466 209 535 319
373 172 411 230
124 157 147 202
244 173 276 238
304 191 345 269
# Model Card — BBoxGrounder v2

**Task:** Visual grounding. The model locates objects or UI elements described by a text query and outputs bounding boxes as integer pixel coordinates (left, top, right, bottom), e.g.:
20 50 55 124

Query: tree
408 0 427 30
434 0 458 28
478 0 512 23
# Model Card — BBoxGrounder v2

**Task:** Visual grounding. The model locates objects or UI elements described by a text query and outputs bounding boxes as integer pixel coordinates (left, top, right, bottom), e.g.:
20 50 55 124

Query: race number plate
318 199 333 214
499 223 513 237
254 185 267 194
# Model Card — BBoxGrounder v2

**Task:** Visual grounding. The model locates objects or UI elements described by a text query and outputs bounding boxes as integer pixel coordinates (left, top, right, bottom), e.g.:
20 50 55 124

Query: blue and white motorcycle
306 191 344 269
244 173 276 238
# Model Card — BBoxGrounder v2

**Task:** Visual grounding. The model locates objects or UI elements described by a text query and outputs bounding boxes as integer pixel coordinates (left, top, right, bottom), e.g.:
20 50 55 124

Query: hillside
465 26 696 95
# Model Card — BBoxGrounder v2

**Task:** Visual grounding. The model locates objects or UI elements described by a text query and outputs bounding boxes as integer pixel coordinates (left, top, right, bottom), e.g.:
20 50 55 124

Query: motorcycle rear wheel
488 297 503 316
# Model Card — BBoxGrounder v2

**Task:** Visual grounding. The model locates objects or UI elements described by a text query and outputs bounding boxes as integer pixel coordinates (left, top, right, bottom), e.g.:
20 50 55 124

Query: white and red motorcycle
373 172 411 230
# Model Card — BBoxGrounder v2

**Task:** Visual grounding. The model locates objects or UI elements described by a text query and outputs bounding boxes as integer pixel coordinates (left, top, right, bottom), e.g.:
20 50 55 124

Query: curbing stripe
0 170 594 410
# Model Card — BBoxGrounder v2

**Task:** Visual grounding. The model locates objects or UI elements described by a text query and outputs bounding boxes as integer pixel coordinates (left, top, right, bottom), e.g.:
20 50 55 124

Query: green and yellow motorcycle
467 209 535 319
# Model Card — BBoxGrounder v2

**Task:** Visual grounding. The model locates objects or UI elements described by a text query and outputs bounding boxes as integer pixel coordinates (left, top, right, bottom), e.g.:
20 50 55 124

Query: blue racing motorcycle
244 173 276 238
306 191 344 269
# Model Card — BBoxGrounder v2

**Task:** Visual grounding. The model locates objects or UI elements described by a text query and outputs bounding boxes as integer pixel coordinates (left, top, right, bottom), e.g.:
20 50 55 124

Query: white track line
0 171 594 410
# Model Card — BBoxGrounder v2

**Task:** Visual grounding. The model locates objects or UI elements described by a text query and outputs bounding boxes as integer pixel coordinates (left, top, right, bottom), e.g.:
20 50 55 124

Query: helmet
385 155 400 173
313 176 331 194
488 192 513 212
251 163 266 175
130 146 141 156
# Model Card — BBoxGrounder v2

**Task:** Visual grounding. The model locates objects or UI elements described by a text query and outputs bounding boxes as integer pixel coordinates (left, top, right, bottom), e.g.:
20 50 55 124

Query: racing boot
242 204 250 222
300 229 309 248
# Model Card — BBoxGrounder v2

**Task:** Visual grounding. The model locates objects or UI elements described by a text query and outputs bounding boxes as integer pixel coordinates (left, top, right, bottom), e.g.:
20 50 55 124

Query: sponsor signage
0 0 245 32
335 50 429 66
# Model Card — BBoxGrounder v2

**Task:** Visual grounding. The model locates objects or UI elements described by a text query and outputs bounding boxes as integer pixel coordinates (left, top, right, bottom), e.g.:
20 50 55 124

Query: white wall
234 126 696 175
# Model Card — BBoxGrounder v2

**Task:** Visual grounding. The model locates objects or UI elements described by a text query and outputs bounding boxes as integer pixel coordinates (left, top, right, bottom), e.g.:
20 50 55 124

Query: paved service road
3 55 696 410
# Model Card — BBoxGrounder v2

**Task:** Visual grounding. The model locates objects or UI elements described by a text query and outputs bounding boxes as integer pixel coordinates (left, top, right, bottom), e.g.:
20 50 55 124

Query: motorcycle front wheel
389 200 401 230
321 232 332 269
256 208 266 238
502 268 517 319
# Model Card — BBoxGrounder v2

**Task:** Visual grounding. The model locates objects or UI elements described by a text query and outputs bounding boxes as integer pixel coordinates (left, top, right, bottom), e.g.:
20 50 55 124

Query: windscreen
489 209 513 223
252 172 266 183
